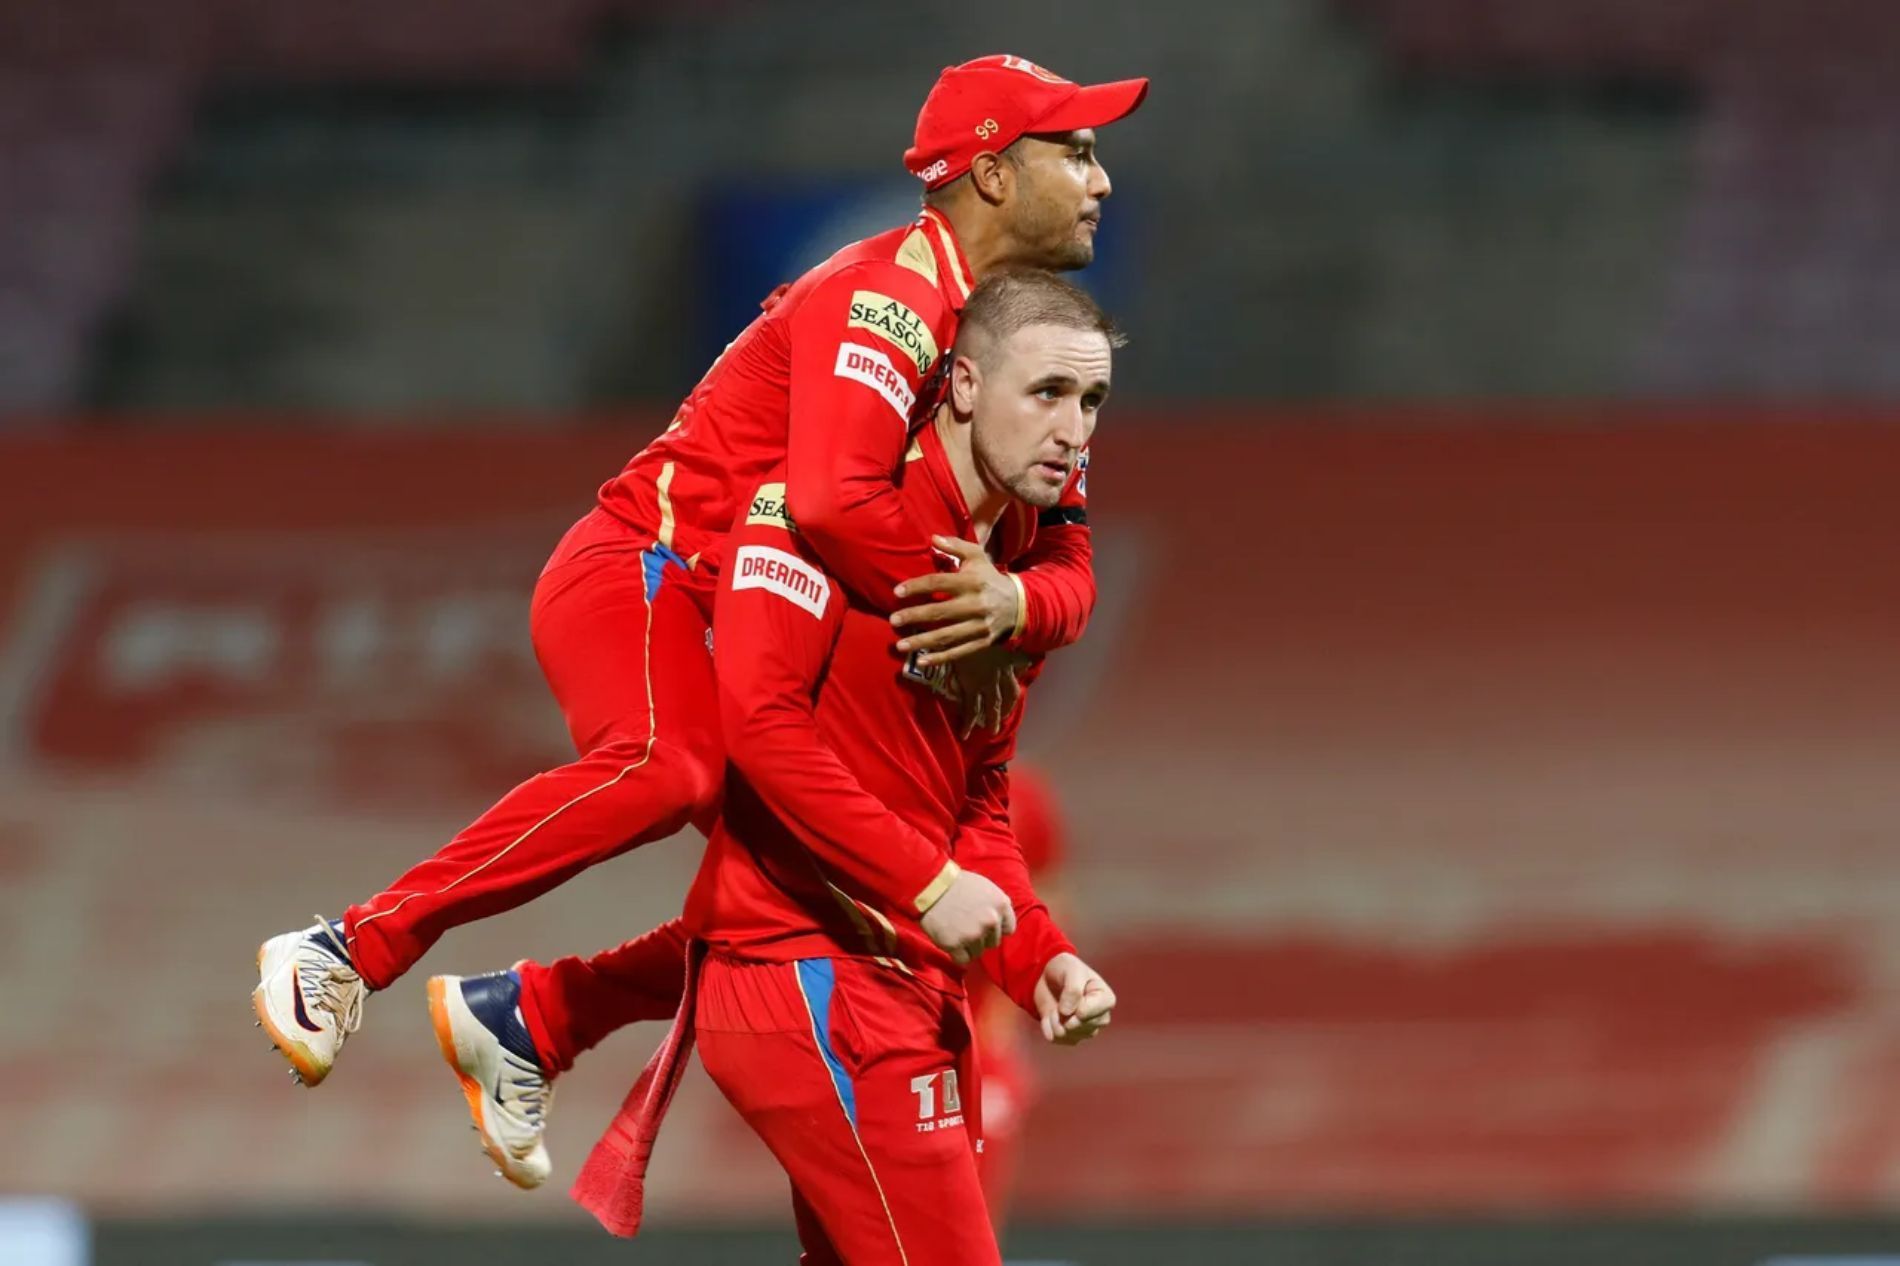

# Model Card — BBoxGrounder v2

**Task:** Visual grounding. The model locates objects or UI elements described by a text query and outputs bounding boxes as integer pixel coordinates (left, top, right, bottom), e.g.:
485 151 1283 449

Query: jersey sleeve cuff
999 911 1079 1013
912 858 962 914
1022 913 1076 975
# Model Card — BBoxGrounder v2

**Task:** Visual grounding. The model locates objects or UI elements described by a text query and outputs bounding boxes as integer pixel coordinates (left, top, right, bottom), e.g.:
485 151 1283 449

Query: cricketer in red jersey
491 60 1147 1103
253 54 1141 1164
569 271 1122 1262
395 57 1148 1189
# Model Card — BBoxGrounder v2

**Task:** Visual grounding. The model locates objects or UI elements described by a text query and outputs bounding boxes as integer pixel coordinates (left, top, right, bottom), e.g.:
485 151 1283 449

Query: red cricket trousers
519 917 691 1074
342 509 723 991
695 953 998 1266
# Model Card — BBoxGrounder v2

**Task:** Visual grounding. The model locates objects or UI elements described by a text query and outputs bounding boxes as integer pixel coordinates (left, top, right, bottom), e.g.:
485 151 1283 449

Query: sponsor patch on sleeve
745 481 796 531
732 544 830 619
833 343 917 423
847 290 938 376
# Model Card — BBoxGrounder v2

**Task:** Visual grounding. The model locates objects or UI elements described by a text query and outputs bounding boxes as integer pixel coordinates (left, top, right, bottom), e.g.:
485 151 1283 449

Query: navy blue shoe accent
290 979 324 1033
459 970 543 1068
310 918 352 967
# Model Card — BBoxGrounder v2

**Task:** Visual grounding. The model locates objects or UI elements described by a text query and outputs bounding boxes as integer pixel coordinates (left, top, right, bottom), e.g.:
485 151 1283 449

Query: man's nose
1055 404 1090 448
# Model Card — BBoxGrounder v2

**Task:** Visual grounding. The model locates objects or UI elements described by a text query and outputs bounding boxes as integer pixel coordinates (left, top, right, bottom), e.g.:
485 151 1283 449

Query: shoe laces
498 1055 552 1130
299 917 364 1036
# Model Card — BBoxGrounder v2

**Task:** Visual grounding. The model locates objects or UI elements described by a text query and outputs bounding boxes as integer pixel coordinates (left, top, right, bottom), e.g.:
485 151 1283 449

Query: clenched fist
919 868 1017 965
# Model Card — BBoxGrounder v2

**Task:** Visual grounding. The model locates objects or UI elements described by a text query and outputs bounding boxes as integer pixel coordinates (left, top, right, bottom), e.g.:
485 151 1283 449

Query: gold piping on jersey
926 214 974 301
656 461 678 550
895 227 939 286
827 883 907 971
861 900 901 955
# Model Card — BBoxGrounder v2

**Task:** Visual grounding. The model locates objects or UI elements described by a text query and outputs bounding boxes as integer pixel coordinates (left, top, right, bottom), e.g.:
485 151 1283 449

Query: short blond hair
958 269 1126 368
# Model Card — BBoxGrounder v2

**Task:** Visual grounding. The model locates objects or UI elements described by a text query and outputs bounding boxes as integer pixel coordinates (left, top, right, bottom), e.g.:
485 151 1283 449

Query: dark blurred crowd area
5 0 1900 419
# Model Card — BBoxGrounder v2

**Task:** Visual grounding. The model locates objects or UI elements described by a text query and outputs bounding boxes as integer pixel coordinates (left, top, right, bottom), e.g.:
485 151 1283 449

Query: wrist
1039 949 1083 985
1003 572 1028 644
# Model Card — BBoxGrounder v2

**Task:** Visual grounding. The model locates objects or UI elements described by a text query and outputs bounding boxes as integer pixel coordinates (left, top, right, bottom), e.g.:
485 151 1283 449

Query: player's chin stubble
1044 222 1094 270
1010 470 1065 510
1053 240 1093 269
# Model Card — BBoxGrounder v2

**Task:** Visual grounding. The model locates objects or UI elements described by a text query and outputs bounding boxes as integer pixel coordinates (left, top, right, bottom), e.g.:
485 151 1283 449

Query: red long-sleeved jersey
596 206 1094 652
681 423 1073 1012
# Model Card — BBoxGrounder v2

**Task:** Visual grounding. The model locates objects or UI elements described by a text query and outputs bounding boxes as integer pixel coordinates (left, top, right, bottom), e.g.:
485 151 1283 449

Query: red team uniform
573 425 1072 1264
243 57 1144 1261
338 204 1094 1000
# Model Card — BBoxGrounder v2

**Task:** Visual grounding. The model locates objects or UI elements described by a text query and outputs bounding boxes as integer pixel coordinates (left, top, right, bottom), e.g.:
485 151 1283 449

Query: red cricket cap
904 54 1149 190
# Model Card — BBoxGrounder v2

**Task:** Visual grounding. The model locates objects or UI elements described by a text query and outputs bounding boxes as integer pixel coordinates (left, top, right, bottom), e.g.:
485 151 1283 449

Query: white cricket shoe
252 917 364 1087
428 970 554 1189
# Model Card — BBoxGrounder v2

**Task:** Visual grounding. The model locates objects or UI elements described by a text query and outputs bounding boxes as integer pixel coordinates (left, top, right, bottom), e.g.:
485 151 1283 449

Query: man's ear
949 352 982 417
968 151 1013 207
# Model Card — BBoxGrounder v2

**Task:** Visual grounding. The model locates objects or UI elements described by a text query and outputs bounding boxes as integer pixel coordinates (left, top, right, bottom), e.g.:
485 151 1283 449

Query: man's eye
1037 386 1062 400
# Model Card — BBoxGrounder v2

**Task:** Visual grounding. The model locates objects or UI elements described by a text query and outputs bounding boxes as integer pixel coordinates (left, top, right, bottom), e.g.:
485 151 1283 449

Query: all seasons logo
847 291 938 376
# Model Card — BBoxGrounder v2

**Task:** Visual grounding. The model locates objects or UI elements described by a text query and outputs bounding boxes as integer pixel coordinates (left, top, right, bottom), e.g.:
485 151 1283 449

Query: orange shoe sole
254 942 328 1087
428 976 531 1187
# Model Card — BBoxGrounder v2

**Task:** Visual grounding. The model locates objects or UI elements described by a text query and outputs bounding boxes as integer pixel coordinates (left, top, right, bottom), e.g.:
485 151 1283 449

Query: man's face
1003 130 1113 270
970 323 1112 509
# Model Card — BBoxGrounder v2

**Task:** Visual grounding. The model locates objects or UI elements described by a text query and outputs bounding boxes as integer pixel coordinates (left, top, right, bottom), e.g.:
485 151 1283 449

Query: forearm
785 262 951 614
789 467 943 616
1010 523 1095 652
723 698 955 914
955 761 1077 1011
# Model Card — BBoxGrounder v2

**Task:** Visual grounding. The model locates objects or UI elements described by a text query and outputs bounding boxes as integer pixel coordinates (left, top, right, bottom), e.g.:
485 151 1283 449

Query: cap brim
1031 77 1149 134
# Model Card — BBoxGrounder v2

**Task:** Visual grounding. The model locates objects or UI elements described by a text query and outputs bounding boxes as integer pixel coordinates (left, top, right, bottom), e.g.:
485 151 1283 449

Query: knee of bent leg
654 737 721 819
583 735 721 832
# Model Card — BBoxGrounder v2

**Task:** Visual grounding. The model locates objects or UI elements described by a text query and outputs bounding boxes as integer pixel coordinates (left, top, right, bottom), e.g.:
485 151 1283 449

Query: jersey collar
913 419 1037 563
915 420 973 539
916 207 977 310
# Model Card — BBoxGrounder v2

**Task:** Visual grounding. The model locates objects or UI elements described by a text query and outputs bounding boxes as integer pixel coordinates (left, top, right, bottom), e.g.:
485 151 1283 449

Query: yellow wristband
1004 572 1028 644
913 859 962 914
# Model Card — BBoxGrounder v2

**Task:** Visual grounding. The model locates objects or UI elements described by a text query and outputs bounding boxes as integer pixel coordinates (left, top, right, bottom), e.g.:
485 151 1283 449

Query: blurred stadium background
5 0 1900 1263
